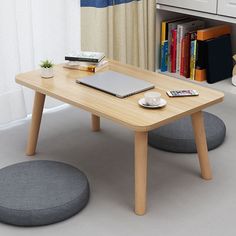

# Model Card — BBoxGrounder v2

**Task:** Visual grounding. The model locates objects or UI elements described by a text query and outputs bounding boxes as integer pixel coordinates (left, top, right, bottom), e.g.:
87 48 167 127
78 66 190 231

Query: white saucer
138 98 167 109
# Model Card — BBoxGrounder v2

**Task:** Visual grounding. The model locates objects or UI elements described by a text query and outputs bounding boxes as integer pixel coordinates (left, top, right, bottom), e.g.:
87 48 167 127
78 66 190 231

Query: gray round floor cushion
0 160 89 226
148 112 226 153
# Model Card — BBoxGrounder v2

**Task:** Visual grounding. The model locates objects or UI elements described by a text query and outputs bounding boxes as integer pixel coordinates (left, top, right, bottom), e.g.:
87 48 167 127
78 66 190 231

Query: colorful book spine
180 37 185 76
167 22 175 72
167 18 189 72
177 20 205 74
176 25 183 74
183 33 191 78
190 32 197 80
171 29 177 73
161 21 167 42
161 40 168 72
167 28 172 72
160 21 167 71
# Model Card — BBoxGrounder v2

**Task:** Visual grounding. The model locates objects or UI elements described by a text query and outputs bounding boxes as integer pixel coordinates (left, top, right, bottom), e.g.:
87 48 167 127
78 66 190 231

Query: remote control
166 89 199 97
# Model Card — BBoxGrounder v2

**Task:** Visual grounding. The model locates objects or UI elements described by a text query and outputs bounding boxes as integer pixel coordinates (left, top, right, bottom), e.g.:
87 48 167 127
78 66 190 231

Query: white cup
144 92 161 106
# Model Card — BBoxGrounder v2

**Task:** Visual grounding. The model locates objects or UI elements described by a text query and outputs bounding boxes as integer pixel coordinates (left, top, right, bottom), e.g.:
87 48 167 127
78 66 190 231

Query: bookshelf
155 1 236 94
156 4 236 24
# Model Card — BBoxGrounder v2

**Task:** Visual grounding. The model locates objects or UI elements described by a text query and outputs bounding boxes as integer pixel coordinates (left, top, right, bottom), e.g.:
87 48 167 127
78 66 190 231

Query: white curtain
81 0 156 71
0 0 81 125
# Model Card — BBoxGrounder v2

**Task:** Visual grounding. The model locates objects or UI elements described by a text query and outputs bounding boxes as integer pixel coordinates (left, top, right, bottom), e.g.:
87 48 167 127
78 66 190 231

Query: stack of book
64 51 108 73
160 19 233 83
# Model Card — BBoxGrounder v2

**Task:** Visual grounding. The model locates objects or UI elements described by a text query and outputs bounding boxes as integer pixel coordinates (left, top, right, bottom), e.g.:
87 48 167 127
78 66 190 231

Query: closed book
205 34 233 84
176 20 205 74
161 40 168 72
190 32 197 80
197 25 231 41
161 20 169 42
161 21 167 42
167 17 189 72
63 60 108 73
160 20 168 70
195 69 207 81
195 40 207 70
65 51 105 63
183 33 191 78
180 38 185 76
171 29 177 73
196 25 232 72
162 18 179 71
161 19 172 42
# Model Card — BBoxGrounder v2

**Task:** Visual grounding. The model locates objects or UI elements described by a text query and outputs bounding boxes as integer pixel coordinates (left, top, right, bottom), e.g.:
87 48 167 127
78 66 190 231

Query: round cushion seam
0 184 89 212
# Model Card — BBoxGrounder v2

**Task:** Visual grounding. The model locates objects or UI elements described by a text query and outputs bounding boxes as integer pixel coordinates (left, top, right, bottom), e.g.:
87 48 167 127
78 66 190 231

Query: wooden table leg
91 114 100 132
191 111 212 180
26 92 45 156
134 131 148 215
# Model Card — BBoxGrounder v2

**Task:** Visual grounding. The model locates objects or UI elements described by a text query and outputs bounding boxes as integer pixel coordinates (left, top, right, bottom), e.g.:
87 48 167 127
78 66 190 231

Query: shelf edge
156 4 236 24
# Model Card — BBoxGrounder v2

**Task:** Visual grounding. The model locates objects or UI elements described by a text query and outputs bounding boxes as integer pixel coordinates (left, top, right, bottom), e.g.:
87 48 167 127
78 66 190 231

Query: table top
16 60 224 131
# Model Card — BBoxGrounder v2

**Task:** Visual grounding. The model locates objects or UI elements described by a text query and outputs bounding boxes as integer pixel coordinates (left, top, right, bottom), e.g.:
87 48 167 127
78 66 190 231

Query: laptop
76 71 154 98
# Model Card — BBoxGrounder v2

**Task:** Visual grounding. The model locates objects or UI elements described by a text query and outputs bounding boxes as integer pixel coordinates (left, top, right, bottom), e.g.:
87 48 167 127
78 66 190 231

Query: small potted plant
40 60 54 78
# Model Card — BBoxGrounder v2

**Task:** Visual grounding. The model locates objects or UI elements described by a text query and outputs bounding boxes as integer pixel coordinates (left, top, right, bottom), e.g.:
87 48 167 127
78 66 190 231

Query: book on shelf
189 31 197 80
160 40 168 72
183 33 191 78
177 20 205 74
166 17 189 72
161 19 172 71
195 69 206 82
161 19 177 42
180 36 186 76
161 17 189 72
195 24 231 82
63 60 108 73
205 34 233 84
160 20 233 84
65 51 105 63
170 29 177 73
197 25 231 41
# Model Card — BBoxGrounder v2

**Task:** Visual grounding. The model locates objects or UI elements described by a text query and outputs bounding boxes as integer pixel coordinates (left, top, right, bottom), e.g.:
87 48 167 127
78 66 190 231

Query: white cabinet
157 0 217 13
218 0 236 18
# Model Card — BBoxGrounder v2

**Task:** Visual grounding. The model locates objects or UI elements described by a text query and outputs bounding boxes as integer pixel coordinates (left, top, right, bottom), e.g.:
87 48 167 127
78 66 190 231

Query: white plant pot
232 75 236 87
41 67 54 78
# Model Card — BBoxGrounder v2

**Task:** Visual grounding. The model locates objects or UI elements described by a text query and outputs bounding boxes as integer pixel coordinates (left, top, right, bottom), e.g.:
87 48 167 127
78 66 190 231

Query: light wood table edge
15 78 224 132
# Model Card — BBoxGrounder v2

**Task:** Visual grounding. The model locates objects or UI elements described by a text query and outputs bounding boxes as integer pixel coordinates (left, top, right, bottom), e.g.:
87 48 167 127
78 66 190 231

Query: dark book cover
205 34 233 84
171 29 177 73
195 40 207 70
184 33 191 78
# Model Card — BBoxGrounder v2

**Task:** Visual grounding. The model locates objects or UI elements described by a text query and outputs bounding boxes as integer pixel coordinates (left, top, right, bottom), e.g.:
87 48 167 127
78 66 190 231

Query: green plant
40 60 54 68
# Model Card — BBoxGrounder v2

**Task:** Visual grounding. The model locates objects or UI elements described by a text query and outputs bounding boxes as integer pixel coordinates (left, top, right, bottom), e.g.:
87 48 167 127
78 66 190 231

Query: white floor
0 92 236 236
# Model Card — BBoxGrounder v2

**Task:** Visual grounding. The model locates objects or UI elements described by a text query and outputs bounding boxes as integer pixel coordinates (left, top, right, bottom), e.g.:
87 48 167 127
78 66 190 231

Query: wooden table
16 60 224 215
